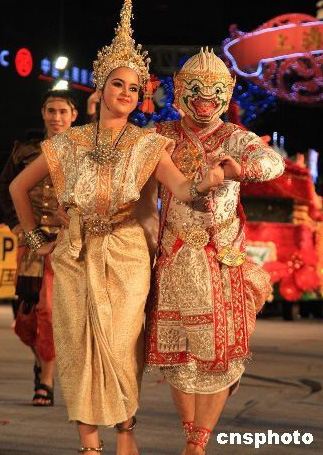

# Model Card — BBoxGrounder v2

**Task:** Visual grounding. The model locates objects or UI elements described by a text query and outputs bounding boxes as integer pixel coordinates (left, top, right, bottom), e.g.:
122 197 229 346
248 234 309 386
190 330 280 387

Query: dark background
1 0 322 172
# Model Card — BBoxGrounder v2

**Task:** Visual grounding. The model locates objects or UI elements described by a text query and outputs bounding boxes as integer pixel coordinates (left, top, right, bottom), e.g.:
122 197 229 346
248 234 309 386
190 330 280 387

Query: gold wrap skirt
51 211 150 426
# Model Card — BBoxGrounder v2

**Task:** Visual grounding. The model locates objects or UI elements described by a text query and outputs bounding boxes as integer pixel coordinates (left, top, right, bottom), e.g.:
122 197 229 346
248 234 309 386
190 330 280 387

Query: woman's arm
154 151 224 201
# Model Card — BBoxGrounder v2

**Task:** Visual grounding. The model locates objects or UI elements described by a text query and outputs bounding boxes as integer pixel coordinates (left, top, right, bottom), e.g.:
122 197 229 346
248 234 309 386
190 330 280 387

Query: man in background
0 89 78 406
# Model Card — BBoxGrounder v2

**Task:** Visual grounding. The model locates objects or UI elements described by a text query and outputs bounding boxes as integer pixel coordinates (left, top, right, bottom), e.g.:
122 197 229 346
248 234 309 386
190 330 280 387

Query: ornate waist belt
83 216 135 237
165 222 214 249
165 221 245 266
66 208 136 259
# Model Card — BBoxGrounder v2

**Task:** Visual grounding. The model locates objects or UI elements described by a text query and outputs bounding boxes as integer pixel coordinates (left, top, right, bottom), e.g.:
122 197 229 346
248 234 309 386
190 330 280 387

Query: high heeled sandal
78 440 104 453
115 416 137 433
187 425 211 453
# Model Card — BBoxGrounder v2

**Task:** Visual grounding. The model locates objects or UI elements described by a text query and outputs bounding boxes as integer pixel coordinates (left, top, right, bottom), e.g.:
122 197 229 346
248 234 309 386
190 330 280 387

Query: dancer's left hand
200 161 225 192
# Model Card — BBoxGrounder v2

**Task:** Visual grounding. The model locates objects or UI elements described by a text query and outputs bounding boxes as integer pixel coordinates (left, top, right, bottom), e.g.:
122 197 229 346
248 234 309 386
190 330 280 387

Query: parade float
241 153 323 319
224 9 323 318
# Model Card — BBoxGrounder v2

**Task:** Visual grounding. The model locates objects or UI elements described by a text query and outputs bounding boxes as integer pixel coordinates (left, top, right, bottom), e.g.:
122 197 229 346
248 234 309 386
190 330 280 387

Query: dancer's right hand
55 204 70 228
36 241 56 256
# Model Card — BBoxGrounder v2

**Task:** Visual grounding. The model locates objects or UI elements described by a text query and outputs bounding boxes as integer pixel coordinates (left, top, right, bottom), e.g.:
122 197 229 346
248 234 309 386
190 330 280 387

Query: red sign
223 14 323 104
224 15 323 77
15 48 33 77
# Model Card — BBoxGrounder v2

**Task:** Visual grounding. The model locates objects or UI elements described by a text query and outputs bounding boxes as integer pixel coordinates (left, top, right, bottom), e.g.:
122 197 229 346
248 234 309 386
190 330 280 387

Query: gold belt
165 223 214 249
84 217 135 237
165 222 245 266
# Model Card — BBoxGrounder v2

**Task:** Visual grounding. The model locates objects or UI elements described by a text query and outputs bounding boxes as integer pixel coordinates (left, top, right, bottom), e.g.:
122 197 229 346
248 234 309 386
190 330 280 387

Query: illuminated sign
0 46 93 90
40 57 93 87
0 50 9 67
15 48 33 77
308 148 319 183
1 47 33 76
223 14 323 104
224 20 323 77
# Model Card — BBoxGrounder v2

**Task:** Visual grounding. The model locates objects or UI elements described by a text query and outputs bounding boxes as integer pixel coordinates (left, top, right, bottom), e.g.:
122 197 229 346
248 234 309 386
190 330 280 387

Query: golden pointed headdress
176 47 234 85
93 0 150 89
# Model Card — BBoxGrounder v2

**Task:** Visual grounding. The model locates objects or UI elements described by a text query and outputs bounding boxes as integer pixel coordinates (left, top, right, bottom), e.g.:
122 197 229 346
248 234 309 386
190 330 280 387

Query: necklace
88 122 128 165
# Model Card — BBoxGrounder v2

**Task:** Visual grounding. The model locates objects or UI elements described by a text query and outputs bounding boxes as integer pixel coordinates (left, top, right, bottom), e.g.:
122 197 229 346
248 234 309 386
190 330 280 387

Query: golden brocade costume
41 122 174 425
145 118 285 394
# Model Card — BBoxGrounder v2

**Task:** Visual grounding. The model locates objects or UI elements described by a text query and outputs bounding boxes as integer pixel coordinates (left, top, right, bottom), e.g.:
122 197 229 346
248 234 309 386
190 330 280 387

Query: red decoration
279 276 303 302
247 223 320 301
242 158 323 220
139 74 161 114
263 261 288 283
15 48 33 77
294 265 319 291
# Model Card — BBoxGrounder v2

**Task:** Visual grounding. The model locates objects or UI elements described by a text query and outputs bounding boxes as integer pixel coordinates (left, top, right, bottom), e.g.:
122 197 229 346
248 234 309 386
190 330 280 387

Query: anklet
187 425 211 451
182 421 194 440
78 440 103 453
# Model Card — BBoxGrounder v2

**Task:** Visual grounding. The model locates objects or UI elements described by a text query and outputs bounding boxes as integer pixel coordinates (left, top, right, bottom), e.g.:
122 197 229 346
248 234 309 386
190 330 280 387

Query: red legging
14 247 55 361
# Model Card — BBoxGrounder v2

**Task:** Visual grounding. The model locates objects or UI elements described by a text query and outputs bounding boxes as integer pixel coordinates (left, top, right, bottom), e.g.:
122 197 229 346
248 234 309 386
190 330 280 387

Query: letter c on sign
0 50 9 67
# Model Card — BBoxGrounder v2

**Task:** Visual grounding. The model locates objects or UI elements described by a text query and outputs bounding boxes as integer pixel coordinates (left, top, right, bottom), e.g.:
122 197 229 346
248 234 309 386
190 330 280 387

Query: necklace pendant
88 123 128 165
88 145 115 165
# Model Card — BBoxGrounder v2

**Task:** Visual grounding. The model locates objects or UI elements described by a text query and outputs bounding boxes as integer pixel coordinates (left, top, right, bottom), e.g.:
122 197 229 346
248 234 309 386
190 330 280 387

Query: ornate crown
176 47 235 85
93 0 150 89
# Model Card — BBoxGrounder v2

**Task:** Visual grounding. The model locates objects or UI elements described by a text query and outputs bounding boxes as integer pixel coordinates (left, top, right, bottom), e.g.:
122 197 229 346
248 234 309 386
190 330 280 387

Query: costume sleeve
41 130 74 201
234 130 285 182
135 132 175 191
0 143 24 229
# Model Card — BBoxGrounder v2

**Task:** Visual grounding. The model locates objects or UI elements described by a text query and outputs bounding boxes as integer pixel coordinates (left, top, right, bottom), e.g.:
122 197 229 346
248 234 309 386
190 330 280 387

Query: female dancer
9 2 224 454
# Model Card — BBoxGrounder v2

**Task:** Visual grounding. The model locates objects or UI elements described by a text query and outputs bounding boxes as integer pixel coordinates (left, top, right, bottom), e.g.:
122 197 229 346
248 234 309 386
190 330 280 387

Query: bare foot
116 431 139 455
185 443 205 455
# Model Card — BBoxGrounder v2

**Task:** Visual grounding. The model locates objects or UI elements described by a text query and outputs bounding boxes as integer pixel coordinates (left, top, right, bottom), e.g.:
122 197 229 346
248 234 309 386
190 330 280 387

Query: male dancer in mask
145 48 285 455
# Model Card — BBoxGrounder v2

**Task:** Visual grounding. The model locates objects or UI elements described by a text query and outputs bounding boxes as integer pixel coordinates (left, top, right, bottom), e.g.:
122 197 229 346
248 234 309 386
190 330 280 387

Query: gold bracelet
24 227 49 252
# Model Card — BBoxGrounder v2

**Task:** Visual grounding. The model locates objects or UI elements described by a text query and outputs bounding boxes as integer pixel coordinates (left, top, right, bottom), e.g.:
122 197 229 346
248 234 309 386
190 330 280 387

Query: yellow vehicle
0 224 17 299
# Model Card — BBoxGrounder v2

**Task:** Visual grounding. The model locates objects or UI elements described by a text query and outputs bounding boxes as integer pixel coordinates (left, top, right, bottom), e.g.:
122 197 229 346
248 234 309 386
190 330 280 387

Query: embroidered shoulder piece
203 122 239 153
156 121 182 144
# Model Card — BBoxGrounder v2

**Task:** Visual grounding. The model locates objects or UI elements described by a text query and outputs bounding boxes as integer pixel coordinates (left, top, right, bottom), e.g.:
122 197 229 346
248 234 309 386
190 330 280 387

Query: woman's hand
218 155 242 180
87 91 100 115
55 204 70 228
36 241 56 256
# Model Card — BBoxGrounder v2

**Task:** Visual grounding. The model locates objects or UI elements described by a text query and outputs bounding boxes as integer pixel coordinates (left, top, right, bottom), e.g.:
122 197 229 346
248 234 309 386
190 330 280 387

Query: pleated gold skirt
51 221 150 426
